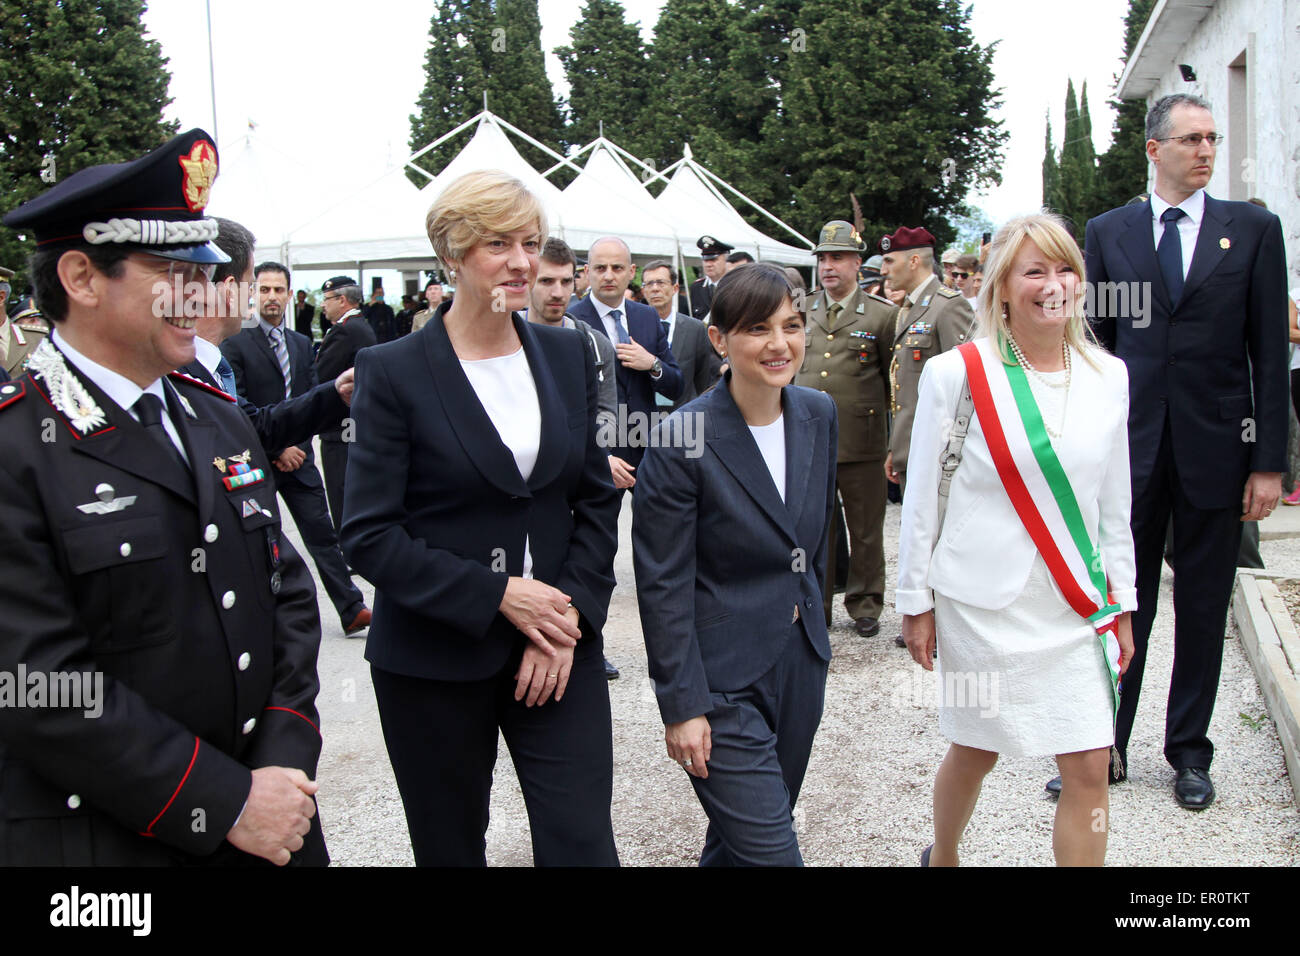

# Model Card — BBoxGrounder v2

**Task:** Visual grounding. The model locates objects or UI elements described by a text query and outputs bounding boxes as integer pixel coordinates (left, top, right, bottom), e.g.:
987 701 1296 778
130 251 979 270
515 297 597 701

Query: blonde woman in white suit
897 213 1136 866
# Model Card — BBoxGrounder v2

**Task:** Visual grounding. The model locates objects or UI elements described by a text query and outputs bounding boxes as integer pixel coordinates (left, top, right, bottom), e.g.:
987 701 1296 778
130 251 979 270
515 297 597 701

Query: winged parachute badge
26 340 107 434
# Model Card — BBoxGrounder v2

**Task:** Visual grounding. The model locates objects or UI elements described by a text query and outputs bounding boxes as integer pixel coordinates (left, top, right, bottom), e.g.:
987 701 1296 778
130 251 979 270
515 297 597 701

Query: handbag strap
936 373 973 534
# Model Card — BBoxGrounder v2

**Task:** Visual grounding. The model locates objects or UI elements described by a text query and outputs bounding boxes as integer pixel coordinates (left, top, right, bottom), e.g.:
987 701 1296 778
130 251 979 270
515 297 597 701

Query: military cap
2 128 229 264
814 220 865 254
879 227 935 254
864 254 884 273
696 235 734 259
0 266 13 281
940 247 961 265
322 276 359 293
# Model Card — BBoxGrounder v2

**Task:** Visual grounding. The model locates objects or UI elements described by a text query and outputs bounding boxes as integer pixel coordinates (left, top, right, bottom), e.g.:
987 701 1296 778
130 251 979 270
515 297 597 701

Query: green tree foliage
1094 0 1158 212
773 0 1005 245
0 0 176 289
1043 79 1099 239
555 0 652 158
407 0 563 185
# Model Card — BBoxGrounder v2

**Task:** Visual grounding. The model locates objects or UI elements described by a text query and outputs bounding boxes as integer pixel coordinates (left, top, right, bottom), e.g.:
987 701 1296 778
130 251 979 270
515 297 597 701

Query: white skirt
932 554 1115 757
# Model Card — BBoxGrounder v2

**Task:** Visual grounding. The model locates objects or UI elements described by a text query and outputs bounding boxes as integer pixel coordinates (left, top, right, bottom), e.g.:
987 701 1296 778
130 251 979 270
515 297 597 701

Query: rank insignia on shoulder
77 482 137 515
938 286 960 298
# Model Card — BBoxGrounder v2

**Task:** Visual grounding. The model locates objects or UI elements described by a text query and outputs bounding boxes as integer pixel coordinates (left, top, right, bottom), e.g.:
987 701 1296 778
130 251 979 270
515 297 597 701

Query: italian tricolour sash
956 341 1123 715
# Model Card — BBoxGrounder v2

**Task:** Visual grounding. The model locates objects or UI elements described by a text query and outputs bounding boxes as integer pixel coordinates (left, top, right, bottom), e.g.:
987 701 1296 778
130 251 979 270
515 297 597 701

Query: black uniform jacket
0 349 326 865
315 311 376 441
340 311 620 682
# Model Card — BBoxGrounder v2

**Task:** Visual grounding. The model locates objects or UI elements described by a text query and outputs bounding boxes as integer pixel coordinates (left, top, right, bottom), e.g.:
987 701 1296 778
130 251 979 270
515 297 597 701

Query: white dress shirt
193 336 224 381
51 328 189 462
1149 187 1205 281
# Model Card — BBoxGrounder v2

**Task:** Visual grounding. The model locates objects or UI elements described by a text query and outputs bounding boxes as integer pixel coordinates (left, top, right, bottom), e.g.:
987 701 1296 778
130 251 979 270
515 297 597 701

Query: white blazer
896 336 1137 616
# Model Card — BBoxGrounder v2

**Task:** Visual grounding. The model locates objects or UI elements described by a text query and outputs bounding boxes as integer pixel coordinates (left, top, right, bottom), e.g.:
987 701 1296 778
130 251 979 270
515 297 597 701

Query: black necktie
661 319 670 340
133 393 188 471
1157 207 1187 307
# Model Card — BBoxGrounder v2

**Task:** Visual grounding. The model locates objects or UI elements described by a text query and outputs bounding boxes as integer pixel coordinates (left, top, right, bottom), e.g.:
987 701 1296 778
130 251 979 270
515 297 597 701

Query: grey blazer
632 378 838 724
669 312 724 411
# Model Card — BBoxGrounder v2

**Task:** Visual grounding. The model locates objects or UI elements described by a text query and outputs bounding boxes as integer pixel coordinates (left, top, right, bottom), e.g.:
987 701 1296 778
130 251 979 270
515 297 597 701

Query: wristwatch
650 358 663 380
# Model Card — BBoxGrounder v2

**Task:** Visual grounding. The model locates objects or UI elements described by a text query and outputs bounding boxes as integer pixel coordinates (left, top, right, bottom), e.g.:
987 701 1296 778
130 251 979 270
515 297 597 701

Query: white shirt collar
50 327 166 418
1150 187 1205 226
590 295 627 321
193 336 223 378
906 273 939 306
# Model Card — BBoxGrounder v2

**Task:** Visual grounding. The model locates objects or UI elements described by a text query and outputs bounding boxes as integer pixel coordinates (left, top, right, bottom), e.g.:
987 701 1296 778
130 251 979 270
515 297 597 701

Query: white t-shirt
748 414 787 503
460 347 541 576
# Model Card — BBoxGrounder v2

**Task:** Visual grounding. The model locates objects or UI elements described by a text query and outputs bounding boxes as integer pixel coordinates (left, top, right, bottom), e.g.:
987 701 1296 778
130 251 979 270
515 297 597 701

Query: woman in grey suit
633 264 838 865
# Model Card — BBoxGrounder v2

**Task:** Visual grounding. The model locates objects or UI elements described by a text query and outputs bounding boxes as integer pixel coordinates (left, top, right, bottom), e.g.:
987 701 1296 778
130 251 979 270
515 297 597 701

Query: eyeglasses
322 293 342 302
1157 132 1223 148
642 280 673 289
135 255 216 284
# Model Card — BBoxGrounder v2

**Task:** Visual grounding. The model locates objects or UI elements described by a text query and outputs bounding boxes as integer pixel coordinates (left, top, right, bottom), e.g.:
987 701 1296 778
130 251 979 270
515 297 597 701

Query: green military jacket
2 309 49 379
887 276 977 473
796 286 897 463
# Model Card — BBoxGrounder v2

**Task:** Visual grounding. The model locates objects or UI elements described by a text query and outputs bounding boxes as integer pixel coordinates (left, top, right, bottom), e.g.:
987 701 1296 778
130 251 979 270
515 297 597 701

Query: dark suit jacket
669 312 723 410
1085 194 1289 508
632 379 838 724
221 324 322 488
568 294 683 464
340 311 621 682
687 278 714 320
176 357 348 458
315 312 376 439
0 357 324 865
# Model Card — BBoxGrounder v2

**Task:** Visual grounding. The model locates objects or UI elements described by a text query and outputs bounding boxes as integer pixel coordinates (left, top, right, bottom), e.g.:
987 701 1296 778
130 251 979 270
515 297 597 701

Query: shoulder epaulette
937 286 960 298
13 309 49 333
864 291 895 307
0 379 26 411
168 370 237 402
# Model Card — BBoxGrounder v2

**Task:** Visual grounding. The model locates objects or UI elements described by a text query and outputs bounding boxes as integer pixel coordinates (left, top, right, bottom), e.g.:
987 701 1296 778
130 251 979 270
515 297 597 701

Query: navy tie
610 309 631 345
1157 207 1187 307
134 393 188 471
215 356 237 396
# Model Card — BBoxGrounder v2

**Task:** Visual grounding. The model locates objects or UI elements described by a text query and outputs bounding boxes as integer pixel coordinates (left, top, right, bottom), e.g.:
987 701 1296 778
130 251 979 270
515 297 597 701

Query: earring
1001 302 1009 320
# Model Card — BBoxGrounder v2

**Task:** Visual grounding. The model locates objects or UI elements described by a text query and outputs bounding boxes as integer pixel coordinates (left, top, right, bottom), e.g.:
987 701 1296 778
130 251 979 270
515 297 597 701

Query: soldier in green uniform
880 227 977 496
0 265 49 378
795 220 898 637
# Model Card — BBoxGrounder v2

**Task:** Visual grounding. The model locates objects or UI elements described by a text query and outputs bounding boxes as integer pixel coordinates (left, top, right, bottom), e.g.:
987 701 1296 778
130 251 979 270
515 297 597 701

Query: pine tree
556 0 652 158
0 0 176 288
772 0 1005 245
1094 0 1158 212
407 0 563 184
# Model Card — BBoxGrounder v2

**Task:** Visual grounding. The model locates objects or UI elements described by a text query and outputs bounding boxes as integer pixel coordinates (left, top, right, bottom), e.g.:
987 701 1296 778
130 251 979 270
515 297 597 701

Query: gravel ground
290 488 1300 866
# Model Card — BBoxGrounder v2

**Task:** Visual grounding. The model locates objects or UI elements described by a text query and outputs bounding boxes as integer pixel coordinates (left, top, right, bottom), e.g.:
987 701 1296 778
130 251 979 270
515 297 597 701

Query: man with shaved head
569 236 682 491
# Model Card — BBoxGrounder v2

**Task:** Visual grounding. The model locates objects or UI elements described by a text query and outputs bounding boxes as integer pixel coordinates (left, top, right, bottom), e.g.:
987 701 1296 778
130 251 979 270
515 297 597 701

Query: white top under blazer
895 336 1138 617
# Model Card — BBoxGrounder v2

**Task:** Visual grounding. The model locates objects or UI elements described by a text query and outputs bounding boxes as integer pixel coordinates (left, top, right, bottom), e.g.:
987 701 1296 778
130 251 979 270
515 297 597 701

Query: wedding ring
683 759 693 767
547 672 558 679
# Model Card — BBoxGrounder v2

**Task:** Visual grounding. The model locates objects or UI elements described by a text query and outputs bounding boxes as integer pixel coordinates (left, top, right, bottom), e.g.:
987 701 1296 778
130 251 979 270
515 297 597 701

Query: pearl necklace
1007 333 1071 439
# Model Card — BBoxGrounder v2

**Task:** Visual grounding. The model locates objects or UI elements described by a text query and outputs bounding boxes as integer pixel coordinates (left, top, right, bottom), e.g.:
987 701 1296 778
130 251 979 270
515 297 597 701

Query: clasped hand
226 766 318 866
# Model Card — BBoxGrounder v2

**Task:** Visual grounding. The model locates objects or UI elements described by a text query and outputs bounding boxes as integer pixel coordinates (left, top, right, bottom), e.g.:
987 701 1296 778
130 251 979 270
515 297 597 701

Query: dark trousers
370 638 618 867
1120 422 1243 771
689 625 828 866
320 435 348 533
276 468 364 627
824 460 886 623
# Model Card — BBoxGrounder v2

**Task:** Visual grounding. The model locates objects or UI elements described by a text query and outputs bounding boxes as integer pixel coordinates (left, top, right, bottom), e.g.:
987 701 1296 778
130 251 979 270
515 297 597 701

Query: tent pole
693 162 814 248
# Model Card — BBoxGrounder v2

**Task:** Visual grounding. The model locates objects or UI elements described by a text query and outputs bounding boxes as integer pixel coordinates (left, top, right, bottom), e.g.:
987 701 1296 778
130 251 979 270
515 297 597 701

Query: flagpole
205 0 219 144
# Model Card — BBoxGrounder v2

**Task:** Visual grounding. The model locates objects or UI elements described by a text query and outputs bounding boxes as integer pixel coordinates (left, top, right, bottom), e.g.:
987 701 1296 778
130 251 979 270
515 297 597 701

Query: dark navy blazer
1085 195 1288 509
568 295 683 464
632 379 838 724
340 311 621 682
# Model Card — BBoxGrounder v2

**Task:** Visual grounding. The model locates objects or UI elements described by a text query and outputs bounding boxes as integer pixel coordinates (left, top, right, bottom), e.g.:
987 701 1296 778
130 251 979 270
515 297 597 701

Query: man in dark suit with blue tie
1080 93 1288 809
568 236 682 491
222 261 371 637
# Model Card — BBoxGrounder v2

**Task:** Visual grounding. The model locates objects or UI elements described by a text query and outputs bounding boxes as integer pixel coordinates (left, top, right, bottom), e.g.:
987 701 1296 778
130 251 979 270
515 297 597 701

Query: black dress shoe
894 634 906 648
920 844 932 867
603 657 620 680
854 617 880 637
1174 767 1215 809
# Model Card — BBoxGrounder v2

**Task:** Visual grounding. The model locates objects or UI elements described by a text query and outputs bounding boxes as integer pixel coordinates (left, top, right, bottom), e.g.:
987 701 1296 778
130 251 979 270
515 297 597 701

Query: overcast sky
142 0 1131 238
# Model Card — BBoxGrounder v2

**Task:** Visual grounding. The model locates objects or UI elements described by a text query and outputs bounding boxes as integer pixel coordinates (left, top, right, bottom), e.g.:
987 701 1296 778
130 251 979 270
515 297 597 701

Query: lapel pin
1219 237 1231 250
212 455 227 473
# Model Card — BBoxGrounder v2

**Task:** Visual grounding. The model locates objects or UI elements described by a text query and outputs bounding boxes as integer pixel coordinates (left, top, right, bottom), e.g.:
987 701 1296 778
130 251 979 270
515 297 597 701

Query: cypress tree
0 0 176 287
556 0 652 158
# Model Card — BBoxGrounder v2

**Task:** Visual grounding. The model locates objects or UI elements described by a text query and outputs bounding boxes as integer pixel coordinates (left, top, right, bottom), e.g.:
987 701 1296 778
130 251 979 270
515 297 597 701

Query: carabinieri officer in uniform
0 129 328 866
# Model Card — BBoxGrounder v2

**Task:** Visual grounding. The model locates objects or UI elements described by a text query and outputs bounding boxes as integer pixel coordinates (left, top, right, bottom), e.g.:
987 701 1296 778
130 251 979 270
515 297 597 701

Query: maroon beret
878 227 936 254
